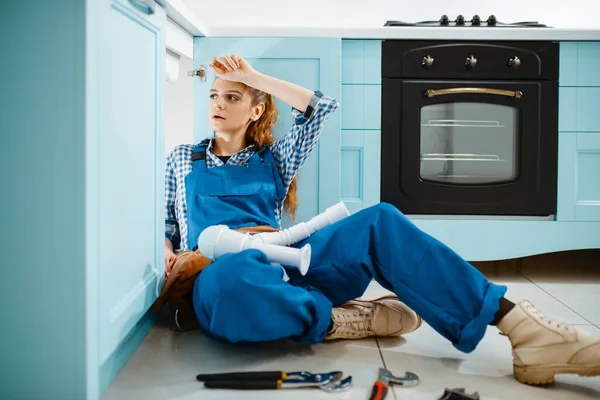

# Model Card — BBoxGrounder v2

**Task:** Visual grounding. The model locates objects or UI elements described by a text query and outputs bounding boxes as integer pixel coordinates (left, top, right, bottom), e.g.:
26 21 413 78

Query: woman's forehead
211 78 247 93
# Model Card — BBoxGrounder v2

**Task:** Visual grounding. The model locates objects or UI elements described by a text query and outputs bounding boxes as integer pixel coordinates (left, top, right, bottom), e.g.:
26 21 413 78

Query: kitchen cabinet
557 132 600 221
5 3 600 395
559 87 600 132
340 40 382 213
96 0 165 384
1 0 165 399
341 130 381 214
193 38 341 225
559 42 600 86
334 39 600 259
557 41 600 222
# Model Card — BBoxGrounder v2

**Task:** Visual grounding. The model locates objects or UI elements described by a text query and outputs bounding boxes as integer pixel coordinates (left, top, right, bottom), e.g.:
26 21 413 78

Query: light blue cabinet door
1 1 89 398
95 0 165 366
559 87 600 132
342 40 382 85
341 130 381 214
559 42 600 87
557 132 600 221
340 40 382 214
193 38 341 226
341 85 382 130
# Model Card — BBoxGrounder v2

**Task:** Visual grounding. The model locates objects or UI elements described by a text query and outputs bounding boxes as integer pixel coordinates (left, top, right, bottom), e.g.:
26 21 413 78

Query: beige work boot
497 300 600 385
325 295 422 340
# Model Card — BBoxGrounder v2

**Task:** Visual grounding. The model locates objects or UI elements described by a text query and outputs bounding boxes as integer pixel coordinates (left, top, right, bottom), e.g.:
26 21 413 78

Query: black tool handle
196 371 284 382
204 380 281 390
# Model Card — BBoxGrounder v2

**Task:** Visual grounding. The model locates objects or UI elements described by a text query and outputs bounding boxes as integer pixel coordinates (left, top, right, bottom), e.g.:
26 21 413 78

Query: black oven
381 40 559 216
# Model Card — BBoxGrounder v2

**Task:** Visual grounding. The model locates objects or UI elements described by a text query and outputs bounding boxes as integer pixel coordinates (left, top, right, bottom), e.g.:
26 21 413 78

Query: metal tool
369 367 419 399
196 370 352 392
438 388 480 400
319 375 353 392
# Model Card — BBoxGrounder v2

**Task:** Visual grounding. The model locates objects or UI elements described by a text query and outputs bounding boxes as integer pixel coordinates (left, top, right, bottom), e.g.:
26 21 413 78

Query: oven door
381 79 558 216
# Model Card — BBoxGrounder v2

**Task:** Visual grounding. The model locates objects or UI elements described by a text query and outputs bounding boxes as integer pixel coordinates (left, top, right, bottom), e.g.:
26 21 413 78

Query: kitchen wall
165 55 194 155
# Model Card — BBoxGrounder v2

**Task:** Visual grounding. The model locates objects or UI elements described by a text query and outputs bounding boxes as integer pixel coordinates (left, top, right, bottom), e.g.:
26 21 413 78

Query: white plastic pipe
197 225 311 275
253 201 350 246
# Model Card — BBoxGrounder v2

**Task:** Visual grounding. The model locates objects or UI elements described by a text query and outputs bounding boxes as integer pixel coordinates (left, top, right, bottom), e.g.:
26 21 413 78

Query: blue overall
185 143 508 353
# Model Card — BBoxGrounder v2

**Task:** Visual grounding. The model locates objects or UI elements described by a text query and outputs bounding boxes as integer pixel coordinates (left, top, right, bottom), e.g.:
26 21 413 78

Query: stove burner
384 15 549 28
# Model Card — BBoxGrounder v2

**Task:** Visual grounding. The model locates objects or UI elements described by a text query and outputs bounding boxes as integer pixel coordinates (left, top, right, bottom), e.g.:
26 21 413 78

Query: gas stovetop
384 15 549 28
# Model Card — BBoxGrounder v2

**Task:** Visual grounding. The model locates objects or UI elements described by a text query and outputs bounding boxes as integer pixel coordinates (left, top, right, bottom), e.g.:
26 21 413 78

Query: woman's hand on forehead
210 54 255 84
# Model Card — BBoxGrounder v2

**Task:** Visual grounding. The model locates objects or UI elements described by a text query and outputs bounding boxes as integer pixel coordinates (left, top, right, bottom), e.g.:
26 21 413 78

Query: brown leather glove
148 249 211 329
149 225 279 330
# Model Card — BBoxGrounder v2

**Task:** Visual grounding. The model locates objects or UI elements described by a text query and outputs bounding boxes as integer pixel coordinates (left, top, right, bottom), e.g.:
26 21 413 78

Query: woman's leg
287 202 507 354
192 230 418 344
192 248 333 344
288 203 600 384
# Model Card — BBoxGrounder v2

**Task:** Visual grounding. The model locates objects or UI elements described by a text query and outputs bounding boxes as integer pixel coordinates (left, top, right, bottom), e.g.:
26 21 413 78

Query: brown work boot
497 300 600 385
325 295 422 340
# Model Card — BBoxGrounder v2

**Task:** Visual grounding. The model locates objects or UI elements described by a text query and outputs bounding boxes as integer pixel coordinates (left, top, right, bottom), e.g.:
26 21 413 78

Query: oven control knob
422 55 434 68
440 14 450 25
471 15 481 26
508 56 521 68
465 55 477 68
456 15 465 25
487 15 497 26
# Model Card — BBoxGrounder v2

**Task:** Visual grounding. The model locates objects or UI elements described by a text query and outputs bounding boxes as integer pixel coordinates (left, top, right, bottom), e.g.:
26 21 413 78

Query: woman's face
208 78 263 135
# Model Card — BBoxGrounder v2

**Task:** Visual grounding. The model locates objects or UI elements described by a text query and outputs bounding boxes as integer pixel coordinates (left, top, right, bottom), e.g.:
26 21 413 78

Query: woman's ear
251 102 265 121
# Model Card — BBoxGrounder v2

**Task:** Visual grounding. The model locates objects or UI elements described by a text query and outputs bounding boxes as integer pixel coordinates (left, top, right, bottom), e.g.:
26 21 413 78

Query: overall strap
257 146 276 164
191 143 208 169
255 146 287 202
247 145 267 166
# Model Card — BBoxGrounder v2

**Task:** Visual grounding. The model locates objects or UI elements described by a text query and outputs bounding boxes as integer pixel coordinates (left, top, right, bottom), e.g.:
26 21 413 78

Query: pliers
196 370 353 392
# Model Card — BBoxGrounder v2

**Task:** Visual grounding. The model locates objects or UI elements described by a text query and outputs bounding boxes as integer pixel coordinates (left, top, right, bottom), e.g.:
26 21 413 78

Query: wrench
369 367 419 399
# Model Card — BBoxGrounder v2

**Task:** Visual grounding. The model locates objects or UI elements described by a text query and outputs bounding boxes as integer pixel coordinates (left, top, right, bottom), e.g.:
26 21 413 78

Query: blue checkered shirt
165 91 339 251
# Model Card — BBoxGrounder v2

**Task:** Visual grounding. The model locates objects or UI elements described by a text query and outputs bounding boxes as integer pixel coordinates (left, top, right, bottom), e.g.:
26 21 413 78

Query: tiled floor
103 250 600 400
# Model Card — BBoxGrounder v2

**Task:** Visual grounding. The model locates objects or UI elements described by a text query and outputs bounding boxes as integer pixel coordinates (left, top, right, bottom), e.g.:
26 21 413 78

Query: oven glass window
420 102 519 184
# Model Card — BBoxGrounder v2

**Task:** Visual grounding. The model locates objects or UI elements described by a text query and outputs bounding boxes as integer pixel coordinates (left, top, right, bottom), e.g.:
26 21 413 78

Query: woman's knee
193 249 279 311
363 202 421 237
374 202 402 217
363 202 404 223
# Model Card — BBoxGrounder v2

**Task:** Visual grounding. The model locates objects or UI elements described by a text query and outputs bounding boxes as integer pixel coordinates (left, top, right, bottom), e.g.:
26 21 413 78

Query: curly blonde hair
244 86 298 221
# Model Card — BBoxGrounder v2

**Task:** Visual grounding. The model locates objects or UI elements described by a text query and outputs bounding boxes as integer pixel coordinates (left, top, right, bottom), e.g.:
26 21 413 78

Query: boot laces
331 306 374 337
525 304 570 332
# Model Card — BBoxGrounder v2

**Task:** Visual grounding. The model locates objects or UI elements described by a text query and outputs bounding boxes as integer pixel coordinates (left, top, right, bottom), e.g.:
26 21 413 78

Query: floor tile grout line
375 338 388 369
481 262 597 324
516 270 596 325
375 338 398 400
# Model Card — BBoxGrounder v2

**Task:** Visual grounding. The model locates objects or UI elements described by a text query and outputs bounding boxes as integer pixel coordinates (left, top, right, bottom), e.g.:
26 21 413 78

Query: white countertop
163 0 600 42
205 26 600 41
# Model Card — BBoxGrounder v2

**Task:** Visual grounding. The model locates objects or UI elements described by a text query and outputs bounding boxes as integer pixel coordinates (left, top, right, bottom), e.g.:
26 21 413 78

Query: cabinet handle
425 87 523 99
129 0 155 15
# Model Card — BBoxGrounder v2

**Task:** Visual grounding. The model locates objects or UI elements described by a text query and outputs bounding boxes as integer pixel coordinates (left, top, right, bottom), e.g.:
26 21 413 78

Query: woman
164 54 600 386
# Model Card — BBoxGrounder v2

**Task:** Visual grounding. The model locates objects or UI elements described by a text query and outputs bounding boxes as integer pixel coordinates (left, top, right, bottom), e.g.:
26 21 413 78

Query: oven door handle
424 87 523 99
